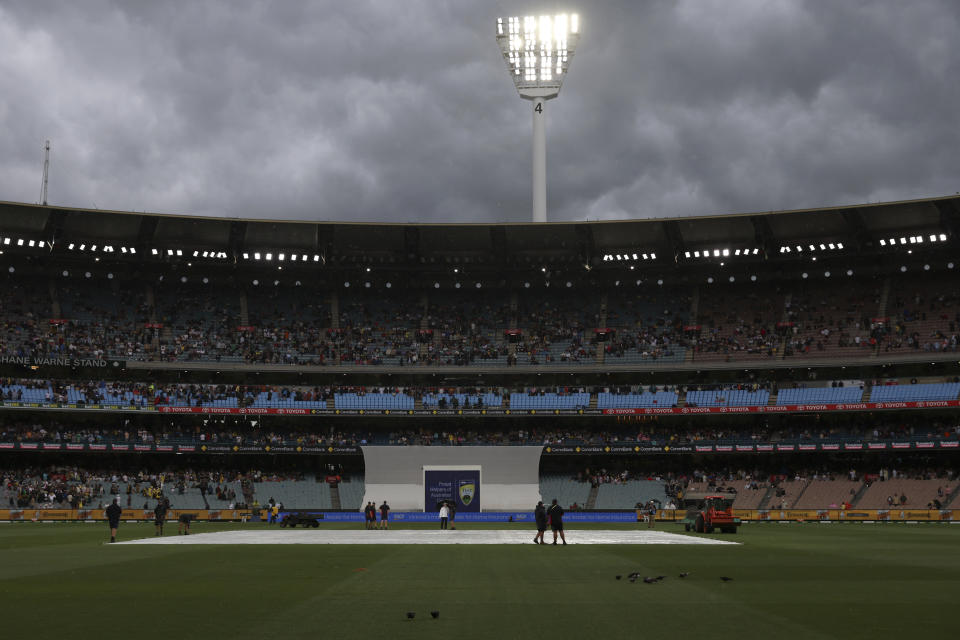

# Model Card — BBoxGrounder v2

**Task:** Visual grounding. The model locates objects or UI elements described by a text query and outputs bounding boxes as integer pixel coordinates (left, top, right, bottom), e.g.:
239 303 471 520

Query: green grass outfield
1 521 956 639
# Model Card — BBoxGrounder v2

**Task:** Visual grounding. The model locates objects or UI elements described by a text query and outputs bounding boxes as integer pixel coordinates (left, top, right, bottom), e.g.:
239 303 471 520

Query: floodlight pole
496 14 579 223
529 95 552 223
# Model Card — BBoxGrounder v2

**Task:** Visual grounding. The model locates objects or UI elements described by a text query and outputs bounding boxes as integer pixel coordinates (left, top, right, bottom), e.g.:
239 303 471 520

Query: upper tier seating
596 391 679 409
777 386 865 405
869 383 960 402
334 393 416 410
509 393 590 410
686 389 770 407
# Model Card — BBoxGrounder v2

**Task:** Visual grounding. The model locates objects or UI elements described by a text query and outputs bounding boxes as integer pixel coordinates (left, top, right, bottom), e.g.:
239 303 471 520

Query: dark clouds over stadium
1 0 959 223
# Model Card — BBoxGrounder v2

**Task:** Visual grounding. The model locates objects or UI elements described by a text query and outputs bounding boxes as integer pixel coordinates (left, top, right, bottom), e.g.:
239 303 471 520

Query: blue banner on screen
424 469 481 512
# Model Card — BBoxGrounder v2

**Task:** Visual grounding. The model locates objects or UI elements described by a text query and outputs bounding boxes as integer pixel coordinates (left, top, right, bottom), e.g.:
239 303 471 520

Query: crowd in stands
6 273 958 367
3 466 237 509
4 455 958 511
883 276 960 353
554 461 959 511
6 376 960 415
2 405 958 450
0 463 320 510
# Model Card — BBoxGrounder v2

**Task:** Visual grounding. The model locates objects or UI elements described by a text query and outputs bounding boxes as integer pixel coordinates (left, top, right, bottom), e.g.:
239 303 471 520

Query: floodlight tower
496 14 579 223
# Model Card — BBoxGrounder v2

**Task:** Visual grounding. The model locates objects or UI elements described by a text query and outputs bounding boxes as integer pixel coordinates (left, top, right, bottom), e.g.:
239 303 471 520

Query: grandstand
869 382 960 402
596 389 678 409
856 478 959 510
539 474 591 509
593 480 667 510
1 195 959 524
252 475 333 509
685 388 769 407
793 478 863 509
777 385 865 405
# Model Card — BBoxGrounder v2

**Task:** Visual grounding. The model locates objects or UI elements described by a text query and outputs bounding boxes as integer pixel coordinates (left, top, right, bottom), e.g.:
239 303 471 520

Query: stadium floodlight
496 14 580 223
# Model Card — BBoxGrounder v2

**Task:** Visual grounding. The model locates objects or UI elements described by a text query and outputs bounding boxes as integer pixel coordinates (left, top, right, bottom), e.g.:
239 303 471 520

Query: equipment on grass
681 495 741 534
280 512 321 528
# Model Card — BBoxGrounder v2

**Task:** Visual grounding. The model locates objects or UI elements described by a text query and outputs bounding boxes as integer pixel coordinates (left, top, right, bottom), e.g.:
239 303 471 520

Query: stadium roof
0 194 958 269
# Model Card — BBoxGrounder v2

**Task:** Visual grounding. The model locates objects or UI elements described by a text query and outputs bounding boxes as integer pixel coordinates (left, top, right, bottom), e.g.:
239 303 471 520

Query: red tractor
683 495 741 534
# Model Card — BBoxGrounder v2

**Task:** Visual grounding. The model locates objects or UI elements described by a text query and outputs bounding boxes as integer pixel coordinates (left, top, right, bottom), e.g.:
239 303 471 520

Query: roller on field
682 495 741 534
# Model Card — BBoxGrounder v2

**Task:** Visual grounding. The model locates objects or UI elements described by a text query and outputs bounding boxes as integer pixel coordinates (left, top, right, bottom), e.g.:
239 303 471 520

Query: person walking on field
106 497 122 543
548 499 567 545
439 502 450 530
533 501 548 544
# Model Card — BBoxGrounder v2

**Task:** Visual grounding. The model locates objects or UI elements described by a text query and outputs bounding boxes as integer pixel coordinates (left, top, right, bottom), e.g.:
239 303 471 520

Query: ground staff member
548 499 567 545
379 501 390 530
533 501 547 544
154 497 169 536
106 497 122 543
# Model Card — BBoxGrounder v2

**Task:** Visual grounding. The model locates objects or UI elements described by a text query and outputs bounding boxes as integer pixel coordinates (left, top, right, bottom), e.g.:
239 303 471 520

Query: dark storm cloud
1 0 958 223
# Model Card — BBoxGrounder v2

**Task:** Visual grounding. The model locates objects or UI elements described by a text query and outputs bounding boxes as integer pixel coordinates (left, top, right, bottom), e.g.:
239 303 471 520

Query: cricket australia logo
459 483 475 506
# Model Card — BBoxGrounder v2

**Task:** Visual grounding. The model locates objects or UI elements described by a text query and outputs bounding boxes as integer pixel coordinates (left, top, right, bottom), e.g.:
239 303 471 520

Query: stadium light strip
779 242 844 254
62 243 237 259
65 243 136 254
243 251 322 263
602 252 657 262
684 247 760 259
3 236 53 250
879 233 947 247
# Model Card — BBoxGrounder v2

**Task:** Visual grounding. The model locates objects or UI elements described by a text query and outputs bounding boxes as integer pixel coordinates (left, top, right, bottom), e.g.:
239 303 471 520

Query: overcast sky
1 0 959 223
